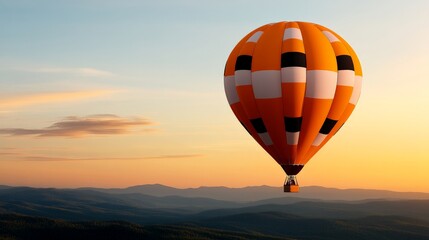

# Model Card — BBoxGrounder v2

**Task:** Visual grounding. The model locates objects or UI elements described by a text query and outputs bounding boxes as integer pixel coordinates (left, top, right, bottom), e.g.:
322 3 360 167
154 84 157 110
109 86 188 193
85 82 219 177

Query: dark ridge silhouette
193 200 429 221
196 212 429 240
1 213 428 240
0 214 288 240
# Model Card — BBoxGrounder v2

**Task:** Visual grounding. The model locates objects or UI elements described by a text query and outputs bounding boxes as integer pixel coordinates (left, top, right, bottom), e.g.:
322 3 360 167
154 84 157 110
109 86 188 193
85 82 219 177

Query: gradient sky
1 0 428 192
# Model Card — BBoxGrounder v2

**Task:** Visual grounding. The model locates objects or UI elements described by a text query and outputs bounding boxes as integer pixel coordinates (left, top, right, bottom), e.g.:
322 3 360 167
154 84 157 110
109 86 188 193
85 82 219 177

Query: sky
0 0 428 192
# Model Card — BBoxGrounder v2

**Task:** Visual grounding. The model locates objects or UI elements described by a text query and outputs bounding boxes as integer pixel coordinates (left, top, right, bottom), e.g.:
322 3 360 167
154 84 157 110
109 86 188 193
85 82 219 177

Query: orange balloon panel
224 21 362 177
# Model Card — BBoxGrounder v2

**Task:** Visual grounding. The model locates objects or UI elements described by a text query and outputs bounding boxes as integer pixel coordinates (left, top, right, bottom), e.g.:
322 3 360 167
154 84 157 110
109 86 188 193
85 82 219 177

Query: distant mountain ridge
80 184 429 202
1 185 428 239
0 186 428 224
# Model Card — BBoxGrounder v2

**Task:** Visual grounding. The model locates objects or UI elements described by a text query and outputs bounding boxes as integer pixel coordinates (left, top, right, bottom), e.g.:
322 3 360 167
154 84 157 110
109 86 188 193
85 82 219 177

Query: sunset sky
1 1 428 192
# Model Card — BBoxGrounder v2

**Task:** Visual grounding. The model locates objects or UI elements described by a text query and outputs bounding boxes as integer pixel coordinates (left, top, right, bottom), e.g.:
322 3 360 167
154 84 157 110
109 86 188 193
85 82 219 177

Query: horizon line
1 183 429 194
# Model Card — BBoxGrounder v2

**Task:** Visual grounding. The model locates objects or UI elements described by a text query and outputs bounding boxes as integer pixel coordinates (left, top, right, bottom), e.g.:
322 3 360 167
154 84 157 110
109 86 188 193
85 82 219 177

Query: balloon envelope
224 21 362 189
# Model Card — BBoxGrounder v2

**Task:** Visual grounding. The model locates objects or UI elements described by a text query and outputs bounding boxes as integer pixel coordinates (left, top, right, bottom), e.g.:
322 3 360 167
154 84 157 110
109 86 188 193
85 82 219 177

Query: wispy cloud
32 67 114 77
0 114 154 137
19 154 203 161
0 90 117 110
0 148 24 157
0 148 203 161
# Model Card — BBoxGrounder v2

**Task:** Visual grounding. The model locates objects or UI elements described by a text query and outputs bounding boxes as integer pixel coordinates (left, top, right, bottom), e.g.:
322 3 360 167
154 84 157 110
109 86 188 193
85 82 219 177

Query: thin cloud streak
24 154 204 161
32 67 114 77
0 114 154 137
0 90 118 110
0 153 203 162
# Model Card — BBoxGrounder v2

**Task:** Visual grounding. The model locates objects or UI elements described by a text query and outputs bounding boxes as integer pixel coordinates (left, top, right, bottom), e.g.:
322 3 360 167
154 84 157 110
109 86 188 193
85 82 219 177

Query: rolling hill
0 213 289 240
1 212 428 240
0 187 242 224
0 185 428 239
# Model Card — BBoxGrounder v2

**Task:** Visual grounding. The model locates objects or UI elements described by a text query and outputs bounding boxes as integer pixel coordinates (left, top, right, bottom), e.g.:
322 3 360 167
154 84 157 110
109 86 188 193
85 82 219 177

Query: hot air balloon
224 21 362 192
